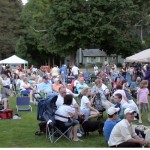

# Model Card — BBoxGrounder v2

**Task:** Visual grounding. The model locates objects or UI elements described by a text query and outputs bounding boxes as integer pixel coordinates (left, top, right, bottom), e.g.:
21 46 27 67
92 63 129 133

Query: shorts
81 108 90 121
55 120 79 132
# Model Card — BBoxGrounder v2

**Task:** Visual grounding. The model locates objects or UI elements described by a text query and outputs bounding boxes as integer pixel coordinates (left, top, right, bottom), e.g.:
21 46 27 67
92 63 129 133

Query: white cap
54 78 59 83
124 108 135 115
107 107 120 115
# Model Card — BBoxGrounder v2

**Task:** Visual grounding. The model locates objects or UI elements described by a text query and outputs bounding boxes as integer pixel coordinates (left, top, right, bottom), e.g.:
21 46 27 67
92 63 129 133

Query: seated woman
80 87 100 121
1 74 11 89
55 94 81 142
20 77 34 103
0 76 12 110
113 77 122 90
52 78 63 93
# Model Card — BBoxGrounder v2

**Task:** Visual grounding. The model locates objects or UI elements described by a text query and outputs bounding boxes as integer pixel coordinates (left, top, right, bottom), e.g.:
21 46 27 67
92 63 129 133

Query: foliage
0 0 23 58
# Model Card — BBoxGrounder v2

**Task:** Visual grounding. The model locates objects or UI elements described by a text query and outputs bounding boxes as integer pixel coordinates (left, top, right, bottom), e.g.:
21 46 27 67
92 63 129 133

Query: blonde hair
140 80 148 88
95 79 102 85
81 87 90 95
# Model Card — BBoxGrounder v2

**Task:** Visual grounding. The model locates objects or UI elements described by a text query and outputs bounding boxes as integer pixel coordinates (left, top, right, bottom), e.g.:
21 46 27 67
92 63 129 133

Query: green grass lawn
0 96 150 148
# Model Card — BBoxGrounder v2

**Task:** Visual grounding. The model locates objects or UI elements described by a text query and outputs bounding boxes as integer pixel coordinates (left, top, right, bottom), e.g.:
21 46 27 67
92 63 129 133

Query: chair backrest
16 97 30 106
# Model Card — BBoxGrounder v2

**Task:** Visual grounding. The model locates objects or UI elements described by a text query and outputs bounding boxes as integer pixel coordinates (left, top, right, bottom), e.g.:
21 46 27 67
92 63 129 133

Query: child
137 80 150 123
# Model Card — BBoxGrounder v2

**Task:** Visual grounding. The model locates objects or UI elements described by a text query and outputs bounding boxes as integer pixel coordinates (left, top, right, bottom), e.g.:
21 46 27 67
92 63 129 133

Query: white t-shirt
108 119 137 146
20 82 31 91
80 95 90 110
56 94 76 109
55 105 74 122
94 66 98 71
71 66 79 75
2 78 11 86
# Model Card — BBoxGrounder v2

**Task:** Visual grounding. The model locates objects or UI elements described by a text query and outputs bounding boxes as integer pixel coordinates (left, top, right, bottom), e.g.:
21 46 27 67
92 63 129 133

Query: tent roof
125 48 150 62
0 55 28 64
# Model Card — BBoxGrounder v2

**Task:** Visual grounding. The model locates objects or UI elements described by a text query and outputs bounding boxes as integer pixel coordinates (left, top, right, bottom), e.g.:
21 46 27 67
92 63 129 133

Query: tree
0 0 23 59
20 0 150 66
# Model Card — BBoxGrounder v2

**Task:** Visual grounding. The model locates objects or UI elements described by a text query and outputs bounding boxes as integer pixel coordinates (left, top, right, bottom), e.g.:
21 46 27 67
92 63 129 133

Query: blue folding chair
16 96 32 112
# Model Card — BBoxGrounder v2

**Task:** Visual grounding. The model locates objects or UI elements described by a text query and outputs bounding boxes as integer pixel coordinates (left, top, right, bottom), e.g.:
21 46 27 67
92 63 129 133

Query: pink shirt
113 89 127 104
137 88 149 103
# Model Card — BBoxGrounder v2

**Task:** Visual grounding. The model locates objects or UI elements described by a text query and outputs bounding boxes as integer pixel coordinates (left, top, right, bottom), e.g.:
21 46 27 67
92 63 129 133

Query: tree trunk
69 51 76 66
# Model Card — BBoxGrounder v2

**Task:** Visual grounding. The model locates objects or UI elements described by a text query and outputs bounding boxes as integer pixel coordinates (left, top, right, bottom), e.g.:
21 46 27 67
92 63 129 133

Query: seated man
76 77 88 94
37 75 58 99
108 108 147 147
103 107 120 141
113 93 124 120
56 86 84 117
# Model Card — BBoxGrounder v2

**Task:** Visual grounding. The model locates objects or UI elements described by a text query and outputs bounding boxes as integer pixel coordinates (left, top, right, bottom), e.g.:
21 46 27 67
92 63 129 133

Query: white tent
125 48 150 62
0 55 28 69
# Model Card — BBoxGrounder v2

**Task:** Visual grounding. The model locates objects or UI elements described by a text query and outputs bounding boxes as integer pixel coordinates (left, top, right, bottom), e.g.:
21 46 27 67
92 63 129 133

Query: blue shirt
103 119 117 141
76 82 88 94
60 66 67 75
37 81 53 93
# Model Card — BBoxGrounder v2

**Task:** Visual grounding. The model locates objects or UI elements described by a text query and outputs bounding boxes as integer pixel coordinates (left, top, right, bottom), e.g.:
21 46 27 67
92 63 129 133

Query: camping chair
44 110 72 143
16 95 32 112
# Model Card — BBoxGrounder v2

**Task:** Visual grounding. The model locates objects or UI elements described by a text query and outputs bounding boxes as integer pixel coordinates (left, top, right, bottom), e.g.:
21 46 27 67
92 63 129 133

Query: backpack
93 93 105 112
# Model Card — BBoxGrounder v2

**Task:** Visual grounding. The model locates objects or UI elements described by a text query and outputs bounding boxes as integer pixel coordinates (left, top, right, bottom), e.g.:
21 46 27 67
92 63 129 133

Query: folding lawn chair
16 95 32 112
44 110 72 143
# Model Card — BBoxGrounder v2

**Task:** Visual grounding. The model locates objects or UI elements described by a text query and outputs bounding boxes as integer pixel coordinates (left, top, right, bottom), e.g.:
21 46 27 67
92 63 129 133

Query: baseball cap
124 108 135 115
43 76 48 80
54 77 59 83
107 107 120 115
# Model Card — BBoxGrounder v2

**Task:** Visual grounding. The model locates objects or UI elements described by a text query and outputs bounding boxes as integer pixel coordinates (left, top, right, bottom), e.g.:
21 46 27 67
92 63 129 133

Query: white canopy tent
125 48 150 62
0 55 28 69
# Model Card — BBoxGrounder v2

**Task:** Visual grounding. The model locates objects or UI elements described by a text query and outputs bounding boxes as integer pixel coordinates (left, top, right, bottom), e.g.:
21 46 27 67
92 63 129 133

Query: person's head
23 77 28 83
63 94 73 106
115 77 121 83
146 65 150 71
136 77 141 83
116 84 123 90
79 77 85 84
107 107 120 120
53 77 60 84
59 86 66 97
140 80 148 88
1 74 7 80
81 87 91 96
43 75 49 83
114 93 122 103
95 79 102 87
124 108 135 123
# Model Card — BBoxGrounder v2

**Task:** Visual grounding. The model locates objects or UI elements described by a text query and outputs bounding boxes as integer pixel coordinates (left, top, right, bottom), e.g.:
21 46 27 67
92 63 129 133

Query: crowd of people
0 62 150 146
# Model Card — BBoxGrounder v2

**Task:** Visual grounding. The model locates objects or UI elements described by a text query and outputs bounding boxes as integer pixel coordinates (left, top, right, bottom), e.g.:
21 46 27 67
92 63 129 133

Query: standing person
71 64 79 78
121 63 127 78
94 64 99 76
108 108 147 147
142 65 150 94
51 65 59 77
103 107 120 141
137 80 150 123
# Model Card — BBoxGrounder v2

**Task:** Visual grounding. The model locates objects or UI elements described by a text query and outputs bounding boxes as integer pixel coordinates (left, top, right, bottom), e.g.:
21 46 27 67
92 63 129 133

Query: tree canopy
1 0 150 65
0 0 23 58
